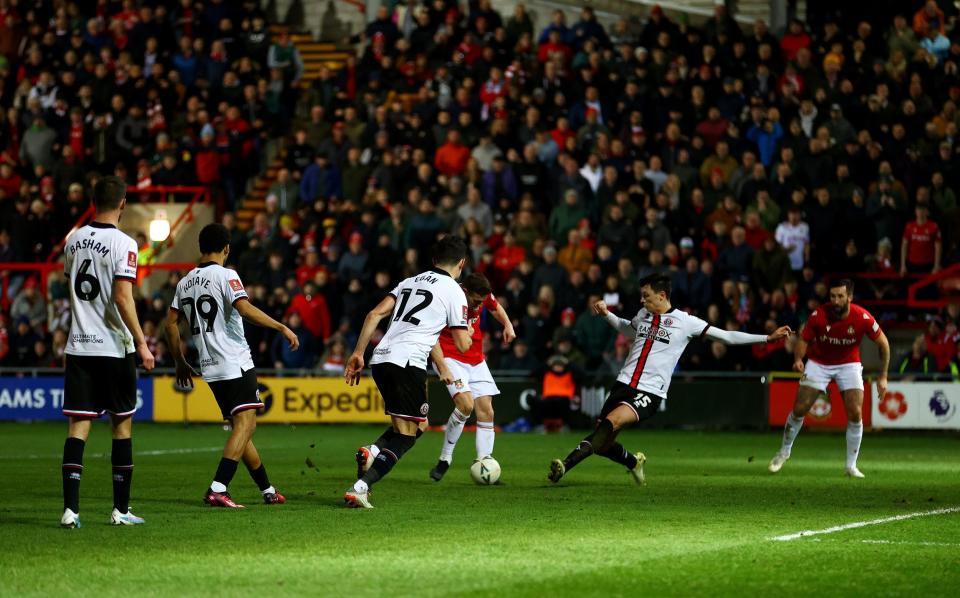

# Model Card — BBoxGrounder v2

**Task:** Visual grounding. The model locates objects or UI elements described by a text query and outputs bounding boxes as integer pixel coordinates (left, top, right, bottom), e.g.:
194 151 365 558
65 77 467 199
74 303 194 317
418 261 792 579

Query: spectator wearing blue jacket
480 156 518 209
300 154 343 203
538 9 574 45
746 115 783 168
272 312 316 369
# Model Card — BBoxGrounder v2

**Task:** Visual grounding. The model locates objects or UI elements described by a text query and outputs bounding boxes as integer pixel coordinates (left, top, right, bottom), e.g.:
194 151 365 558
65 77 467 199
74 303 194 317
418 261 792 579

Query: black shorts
63 353 137 418
600 381 663 423
207 368 263 420
371 362 429 422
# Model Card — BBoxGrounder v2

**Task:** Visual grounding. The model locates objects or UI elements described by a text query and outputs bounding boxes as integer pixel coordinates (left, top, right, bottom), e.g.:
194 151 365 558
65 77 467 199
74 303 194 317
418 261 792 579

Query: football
470 456 501 485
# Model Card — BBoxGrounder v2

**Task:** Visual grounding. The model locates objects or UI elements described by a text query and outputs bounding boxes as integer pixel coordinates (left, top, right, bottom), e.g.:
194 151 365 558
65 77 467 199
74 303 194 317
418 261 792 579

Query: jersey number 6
74 259 101 301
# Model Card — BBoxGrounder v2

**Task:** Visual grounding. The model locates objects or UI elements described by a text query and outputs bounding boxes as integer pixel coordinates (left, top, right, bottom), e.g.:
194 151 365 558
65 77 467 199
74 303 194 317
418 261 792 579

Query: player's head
431 235 467 277
199 223 231 259
92 175 126 214
639 273 671 312
828 278 854 316
461 272 492 308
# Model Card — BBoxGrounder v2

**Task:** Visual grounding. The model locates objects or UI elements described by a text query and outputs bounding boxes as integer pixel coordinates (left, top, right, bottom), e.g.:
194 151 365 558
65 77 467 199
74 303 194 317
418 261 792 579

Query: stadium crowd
1 0 960 381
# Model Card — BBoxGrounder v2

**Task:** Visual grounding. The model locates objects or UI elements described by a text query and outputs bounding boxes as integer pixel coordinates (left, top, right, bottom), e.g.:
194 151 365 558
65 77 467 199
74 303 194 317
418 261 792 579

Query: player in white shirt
165 224 299 509
548 274 791 484
774 206 810 271
60 176 155 529
343 236 472 508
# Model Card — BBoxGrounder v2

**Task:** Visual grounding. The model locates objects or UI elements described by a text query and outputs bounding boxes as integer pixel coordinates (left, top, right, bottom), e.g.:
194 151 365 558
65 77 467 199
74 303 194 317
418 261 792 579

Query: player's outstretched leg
549 419 618 483
842 389 865 478
474 395 495 459
346 420 420 508
205 410 257 508
770 387 818 473
357 426 424 479
243 440 285 504
61 418 90 528
109 415 143 525
597 442 646 485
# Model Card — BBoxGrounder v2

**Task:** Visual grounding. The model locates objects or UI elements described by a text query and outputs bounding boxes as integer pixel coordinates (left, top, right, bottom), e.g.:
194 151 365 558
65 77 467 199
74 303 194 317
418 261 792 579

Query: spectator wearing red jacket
434 130 470 176
537 29 572 67
492 231 526 288
286 281 331 343
780 19 811 62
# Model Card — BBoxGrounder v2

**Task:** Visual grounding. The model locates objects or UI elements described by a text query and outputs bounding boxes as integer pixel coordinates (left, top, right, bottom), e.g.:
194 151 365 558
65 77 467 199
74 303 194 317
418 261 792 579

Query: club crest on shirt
229 279 244 292
127 251 137 267
462 305 469 321
847 326 854 335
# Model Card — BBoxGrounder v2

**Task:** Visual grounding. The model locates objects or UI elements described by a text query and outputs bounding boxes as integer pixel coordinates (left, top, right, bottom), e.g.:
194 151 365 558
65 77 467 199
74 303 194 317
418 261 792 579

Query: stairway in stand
235 25 350 231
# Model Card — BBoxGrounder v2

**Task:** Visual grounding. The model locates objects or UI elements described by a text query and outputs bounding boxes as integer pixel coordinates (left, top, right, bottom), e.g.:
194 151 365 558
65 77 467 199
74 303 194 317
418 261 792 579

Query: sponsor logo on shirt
636 324 672 344
72 333 104 344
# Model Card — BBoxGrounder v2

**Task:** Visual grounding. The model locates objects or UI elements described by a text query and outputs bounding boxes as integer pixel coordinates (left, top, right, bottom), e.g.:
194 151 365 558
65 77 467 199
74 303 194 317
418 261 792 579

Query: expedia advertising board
872 383 960 430
152 376 391 423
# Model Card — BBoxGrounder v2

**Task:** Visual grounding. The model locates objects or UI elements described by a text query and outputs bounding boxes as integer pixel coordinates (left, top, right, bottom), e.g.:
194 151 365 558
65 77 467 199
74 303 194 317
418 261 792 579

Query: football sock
476 420 495 458
111 438 133 513
781 413 805 455
62 437 85 513
563 420 615 472
358 433 417 489
440 409 469 463
211 457 239 493
373 427 395 450
600 442 638 470
246 463 271 492
846 421 863 469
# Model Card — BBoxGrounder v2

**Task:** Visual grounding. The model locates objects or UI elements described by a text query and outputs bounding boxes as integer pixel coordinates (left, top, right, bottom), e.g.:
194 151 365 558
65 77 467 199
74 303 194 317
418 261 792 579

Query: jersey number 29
180 295 219 335
393 289 433 325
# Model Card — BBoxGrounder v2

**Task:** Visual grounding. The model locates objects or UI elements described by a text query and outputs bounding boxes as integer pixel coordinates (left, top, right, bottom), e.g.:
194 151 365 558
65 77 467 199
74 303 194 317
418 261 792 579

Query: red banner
768 380 872 429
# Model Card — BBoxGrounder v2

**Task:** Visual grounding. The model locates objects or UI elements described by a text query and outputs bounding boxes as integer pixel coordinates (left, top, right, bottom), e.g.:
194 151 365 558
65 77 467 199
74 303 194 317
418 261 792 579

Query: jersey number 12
393 289 433 325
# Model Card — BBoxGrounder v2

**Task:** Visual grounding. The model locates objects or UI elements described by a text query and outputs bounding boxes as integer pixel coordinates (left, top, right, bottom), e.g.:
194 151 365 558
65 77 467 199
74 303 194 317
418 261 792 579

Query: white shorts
799 360 864 392
433 358 500 399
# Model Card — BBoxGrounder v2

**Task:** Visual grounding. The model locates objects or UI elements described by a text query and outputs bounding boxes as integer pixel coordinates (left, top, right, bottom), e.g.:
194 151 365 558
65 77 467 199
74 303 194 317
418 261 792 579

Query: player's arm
593 300 634 335
164 307 196 388
873 329 891 398
234 299 299 350
793 336 809 373
113 279 155 371
491 303 516 342
345 294 396 385
430 341 455 385
450 328 472 353
704 325 793 346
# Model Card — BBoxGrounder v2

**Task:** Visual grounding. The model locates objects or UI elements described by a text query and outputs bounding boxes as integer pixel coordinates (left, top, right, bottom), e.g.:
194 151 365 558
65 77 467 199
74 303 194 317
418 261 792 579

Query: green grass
1 422 959 597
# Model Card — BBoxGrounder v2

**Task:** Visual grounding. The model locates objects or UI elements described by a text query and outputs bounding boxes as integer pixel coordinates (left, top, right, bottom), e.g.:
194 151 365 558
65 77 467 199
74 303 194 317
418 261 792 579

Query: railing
907 263 960 309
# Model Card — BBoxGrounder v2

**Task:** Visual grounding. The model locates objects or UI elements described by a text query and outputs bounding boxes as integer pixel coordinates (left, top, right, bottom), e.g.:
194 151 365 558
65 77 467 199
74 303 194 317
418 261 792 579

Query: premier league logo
929 390 956 423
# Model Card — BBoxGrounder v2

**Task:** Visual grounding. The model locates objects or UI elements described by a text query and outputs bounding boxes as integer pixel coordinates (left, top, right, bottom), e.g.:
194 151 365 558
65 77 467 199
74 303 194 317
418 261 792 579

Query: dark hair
639 273 672 297
830 278 854 295
462 272 492 297
92 175 126 212
431 235 467 267
198 223 230 254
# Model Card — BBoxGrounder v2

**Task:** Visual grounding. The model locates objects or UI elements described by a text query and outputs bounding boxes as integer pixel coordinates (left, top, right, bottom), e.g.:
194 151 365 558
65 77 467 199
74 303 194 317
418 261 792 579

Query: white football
470 456 501 485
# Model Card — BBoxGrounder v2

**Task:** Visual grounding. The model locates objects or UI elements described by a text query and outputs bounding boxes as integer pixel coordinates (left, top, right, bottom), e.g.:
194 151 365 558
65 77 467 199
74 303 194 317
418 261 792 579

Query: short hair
830 278 854 295
462 272 492 297
639 273 672 297
92 175 126 212
198 223 230 254
431 235 467 267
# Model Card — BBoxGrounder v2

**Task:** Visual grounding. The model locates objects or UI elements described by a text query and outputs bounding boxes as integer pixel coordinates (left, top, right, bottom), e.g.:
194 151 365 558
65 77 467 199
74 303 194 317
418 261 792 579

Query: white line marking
0 446 227 460
771 507 960 541
856 539 960 547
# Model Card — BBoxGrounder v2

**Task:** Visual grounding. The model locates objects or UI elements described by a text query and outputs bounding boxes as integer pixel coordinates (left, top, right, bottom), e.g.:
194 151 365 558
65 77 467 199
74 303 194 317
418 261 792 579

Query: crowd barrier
0 372 957 431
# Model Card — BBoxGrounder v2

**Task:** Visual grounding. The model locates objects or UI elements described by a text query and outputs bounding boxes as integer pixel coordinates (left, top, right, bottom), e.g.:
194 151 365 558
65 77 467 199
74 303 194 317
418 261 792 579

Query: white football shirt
369 269 469 370
171 262 254 382
64 222 138 358
614 308 710 396
774 221 809 270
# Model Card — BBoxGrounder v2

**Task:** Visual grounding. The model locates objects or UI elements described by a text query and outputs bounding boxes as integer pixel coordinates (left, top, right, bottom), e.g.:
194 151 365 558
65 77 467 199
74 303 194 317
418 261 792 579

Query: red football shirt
438 292 499 365
801 303 881 365
902 221 941 265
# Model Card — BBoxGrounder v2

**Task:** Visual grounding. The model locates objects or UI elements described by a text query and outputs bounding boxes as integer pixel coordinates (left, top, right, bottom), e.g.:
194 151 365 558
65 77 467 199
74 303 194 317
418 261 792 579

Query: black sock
599 442 638 470
361 433 417 488
562 420 617 472
246 463 271 491
415 428 424 439
111 438 133 513
62 437 85 513
373 427 396 450
213 457 239 490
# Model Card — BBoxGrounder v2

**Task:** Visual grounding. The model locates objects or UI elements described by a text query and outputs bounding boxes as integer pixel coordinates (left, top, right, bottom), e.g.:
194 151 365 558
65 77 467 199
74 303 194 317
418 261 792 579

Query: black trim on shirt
431 268 453 278
198 261 217 268
89 221 117 229
699 324 711 338
232 296 248 307
114 275 137 282
449 325 468 330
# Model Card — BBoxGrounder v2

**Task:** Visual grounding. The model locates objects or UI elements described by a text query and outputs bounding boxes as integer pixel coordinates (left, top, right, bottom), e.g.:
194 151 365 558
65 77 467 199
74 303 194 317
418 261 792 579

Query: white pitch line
857 539 960 547
0 446 228 460
771 506 960 541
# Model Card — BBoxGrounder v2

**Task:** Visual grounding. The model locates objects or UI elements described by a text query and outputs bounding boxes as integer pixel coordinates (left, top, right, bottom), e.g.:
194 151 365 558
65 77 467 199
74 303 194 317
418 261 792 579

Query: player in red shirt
428 272 516 481
900 204 942 274
768 279 890 478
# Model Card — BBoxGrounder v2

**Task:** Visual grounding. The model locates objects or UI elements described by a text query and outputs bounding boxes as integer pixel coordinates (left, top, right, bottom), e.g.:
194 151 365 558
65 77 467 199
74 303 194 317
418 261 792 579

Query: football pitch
1 422 958 597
